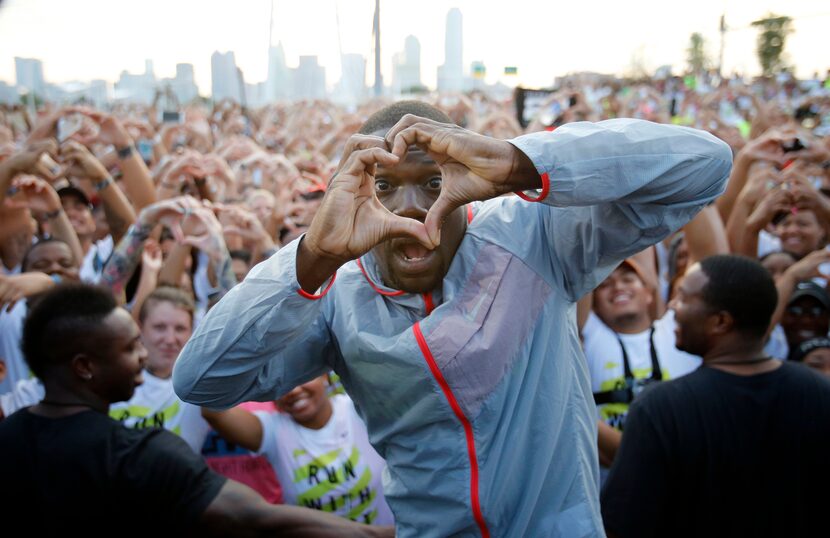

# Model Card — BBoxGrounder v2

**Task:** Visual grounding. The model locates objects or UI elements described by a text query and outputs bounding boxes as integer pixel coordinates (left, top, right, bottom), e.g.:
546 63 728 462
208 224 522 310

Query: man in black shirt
601 254 830 538
0 283 391 537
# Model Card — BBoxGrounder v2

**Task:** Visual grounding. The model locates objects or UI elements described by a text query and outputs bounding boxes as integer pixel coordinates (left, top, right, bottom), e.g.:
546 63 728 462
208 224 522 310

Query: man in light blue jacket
174 102 732 537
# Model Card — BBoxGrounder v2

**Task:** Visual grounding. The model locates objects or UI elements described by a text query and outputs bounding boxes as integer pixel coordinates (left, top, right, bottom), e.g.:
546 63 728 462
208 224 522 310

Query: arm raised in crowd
61 140 135 243
0 139 60 206
715 128 787 223
79 110 157 211
129 239 163 323
768 248 830 334
10 175 84 266
682 205 730 266
102 197 201 299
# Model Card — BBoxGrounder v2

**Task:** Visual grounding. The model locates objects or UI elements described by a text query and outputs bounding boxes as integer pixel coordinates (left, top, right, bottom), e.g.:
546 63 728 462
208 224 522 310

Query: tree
751 13 793 76
686 33 710 74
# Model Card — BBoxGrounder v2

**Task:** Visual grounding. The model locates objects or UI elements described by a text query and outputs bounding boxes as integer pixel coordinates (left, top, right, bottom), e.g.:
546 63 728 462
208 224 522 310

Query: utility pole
718 14 726 76
373 0 383 96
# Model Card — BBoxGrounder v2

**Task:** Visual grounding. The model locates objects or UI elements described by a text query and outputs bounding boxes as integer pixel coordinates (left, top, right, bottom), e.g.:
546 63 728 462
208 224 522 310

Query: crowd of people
1 68 830 536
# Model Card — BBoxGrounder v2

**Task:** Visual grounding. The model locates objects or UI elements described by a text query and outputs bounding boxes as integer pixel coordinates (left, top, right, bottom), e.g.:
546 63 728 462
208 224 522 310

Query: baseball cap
790 336 830 363
788 280 830 310
57 185 92 208
618 258 654 289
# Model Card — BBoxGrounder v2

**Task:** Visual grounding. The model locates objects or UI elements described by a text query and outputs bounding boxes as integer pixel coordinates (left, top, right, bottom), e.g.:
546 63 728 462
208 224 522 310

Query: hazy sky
0 0 827 93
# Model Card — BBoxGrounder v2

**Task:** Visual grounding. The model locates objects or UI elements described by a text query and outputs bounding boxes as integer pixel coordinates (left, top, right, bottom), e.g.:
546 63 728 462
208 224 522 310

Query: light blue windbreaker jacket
173 119 732 537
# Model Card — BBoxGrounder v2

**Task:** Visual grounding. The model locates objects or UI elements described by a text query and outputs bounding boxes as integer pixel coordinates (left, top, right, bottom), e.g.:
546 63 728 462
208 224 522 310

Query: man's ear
69 354 95 382
709 310 735 336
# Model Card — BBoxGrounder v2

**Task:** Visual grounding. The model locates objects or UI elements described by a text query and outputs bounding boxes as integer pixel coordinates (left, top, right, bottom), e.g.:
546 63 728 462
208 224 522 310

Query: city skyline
1 0 829 102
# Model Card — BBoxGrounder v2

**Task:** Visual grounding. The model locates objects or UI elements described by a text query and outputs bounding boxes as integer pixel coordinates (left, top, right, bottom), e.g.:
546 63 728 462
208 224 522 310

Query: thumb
424 192 461 247
384 215 434 251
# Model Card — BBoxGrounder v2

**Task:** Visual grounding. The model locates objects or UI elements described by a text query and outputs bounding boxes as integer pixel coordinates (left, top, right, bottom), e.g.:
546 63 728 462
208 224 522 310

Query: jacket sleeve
508 118 732 300
172 238 335 408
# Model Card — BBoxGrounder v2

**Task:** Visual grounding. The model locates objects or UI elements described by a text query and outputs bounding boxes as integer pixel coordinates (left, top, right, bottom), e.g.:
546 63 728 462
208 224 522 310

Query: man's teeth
404 254 427 261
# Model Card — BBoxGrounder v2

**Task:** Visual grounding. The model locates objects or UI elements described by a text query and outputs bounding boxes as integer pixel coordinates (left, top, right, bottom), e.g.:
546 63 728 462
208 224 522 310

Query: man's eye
375 180 391 193
427 177 442 190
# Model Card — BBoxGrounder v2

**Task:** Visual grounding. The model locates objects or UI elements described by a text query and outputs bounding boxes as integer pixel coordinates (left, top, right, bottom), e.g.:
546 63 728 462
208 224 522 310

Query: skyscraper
14 57 45 97
335 53 367 106
113 59 156 104
266 42 291 101
293 56 326 100
211 51 241 102
171 63 198 103
437 8 463 92
392 35 422 94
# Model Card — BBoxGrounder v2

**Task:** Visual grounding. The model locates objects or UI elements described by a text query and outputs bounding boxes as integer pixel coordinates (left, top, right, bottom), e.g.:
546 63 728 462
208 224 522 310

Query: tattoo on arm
101 223 152 297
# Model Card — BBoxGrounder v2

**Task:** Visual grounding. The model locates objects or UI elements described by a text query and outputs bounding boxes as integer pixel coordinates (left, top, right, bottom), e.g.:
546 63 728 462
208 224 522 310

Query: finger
335 148 399 185
384 215 435 251
337 135 387 168
33 161 57 181
180 234 210 249
169 222 185 244
60 139 86 153
388 123 432 161
30 139 59 159
423 192 462 246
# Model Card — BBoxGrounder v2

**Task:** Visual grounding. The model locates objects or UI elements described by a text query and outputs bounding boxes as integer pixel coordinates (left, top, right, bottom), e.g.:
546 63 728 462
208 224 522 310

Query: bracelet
94 176 114 192
117 145 134 160
43 208 63 220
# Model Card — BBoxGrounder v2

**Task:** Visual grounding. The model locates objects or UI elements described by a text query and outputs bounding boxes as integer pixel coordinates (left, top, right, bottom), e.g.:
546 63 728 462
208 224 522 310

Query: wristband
43 208 63 220
515 172 551 203
94 176 114 192
117 145 134 160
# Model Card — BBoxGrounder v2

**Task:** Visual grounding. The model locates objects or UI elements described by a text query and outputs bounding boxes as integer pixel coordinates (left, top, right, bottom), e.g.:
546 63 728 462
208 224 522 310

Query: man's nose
392 186 429 221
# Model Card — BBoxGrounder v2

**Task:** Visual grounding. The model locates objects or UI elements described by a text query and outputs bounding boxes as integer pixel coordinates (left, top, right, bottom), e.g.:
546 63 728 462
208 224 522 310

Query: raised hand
385 114 539 244
746 184 794 232
75 110 133 148
60 140 110 182
179 204 228 260
303 147 433 266
4 139 62 182
218 205 274 249
738 127 789 166
10 175 61 215
141 239 163 274
137 195 202 241
0 272 54 313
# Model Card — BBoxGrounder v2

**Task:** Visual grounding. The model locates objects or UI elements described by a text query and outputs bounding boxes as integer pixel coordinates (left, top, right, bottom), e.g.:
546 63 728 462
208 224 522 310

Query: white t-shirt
0 301 29 395
758 229 782 259
582 310 701 430
0 377 44 417
79 235 114 283
254 394 394 525
109 370 211 452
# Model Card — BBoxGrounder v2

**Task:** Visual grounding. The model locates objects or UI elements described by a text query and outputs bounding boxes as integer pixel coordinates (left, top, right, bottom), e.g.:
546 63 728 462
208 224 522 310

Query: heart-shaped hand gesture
303 147 433 266
384 114 539 245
